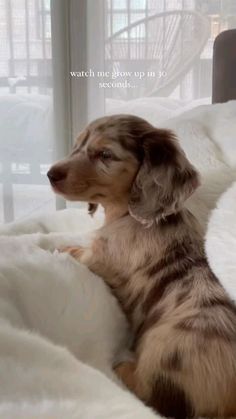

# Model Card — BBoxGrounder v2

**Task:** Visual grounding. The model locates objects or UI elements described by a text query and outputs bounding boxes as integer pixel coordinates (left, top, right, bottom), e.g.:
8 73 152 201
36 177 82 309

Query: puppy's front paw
113 361 137 393
58 246 84 260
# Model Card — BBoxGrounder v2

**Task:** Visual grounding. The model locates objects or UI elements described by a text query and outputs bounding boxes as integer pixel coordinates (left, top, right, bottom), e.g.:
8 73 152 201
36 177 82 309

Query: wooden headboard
212 29 236 104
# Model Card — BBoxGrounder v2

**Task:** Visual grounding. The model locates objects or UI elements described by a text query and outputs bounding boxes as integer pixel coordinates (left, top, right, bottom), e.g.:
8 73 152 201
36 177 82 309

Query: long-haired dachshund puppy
48 115 236 418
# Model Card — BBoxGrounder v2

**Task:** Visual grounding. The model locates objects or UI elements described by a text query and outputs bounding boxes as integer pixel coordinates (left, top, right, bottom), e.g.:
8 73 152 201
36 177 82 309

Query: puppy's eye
97 150 113 161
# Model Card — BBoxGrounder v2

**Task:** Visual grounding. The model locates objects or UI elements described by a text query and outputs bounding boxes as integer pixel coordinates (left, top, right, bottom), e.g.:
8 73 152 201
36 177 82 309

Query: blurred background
0 0 235 223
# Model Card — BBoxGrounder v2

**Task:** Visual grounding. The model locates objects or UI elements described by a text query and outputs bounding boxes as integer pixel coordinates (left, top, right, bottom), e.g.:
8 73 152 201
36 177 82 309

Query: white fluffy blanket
0 101 236 418
206 181 236 301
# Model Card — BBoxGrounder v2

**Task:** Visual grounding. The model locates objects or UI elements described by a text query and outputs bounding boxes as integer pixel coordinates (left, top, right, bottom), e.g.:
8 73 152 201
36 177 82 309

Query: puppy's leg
114 361 147 403
60 239 117 285
59 246 85 260
114 361 138 394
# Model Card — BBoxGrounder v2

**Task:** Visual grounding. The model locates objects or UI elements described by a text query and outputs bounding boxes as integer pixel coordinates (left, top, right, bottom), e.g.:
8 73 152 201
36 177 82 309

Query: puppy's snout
47 167 67 184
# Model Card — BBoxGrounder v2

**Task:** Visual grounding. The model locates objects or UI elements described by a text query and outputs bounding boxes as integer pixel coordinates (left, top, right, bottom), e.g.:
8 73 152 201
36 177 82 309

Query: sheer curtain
0 0 236 223
0 0 56 222
0 0 72 223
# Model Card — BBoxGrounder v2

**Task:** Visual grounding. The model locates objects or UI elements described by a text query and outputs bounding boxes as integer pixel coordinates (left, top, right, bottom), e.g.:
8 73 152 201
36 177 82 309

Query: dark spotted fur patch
143 258 207 314
159 212 184 229
176 313 236 342
143 129 178 167
148 374 194 419
146 236 198 277
133 307 164 348
161 349 183 371
199 295 236 313
123 291 143 320
175 286 192 306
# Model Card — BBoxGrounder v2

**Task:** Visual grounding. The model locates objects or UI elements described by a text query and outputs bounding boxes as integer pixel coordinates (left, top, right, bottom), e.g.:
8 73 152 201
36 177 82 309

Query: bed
0 30 236 419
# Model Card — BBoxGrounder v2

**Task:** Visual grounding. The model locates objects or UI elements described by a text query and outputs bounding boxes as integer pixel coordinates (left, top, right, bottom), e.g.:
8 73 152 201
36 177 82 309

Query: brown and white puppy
48 115 236 418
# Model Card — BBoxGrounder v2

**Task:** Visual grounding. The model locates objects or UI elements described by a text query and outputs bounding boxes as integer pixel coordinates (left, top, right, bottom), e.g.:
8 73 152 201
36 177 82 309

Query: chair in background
105 10 210 99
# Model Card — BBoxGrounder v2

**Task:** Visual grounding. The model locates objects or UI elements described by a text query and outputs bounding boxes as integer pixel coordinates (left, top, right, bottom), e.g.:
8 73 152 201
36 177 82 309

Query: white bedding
0 100 236 418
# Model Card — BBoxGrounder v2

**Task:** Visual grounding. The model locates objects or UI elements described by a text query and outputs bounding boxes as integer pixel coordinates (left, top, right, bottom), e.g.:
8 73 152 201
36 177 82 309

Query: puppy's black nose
47 168 66 183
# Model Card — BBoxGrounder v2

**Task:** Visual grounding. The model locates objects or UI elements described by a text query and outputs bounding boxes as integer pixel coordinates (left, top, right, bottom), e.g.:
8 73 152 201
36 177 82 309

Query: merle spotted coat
48 115 236 418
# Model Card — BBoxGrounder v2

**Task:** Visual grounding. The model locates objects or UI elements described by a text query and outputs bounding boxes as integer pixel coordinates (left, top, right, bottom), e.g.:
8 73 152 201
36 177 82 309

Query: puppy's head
48 115 200 224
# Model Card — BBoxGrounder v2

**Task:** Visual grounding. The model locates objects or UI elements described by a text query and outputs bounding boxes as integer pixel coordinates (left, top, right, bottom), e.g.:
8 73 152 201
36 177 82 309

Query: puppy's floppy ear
128 129 200 226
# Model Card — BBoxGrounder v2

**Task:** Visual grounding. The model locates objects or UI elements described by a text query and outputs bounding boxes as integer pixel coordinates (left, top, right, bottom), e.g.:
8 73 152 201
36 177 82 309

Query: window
131 0 146 9
37 0 51 39
107 0 148 37
113 0 127 9
0 0 55 222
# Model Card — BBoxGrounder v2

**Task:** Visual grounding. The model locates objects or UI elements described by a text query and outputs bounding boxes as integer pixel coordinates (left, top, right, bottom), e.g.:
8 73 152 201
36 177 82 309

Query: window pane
44 0 51 11
130 0 147 9
0 0 55 223
130 12 146 24
112 0 127 10
165 0 182 10
112 13 128 32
